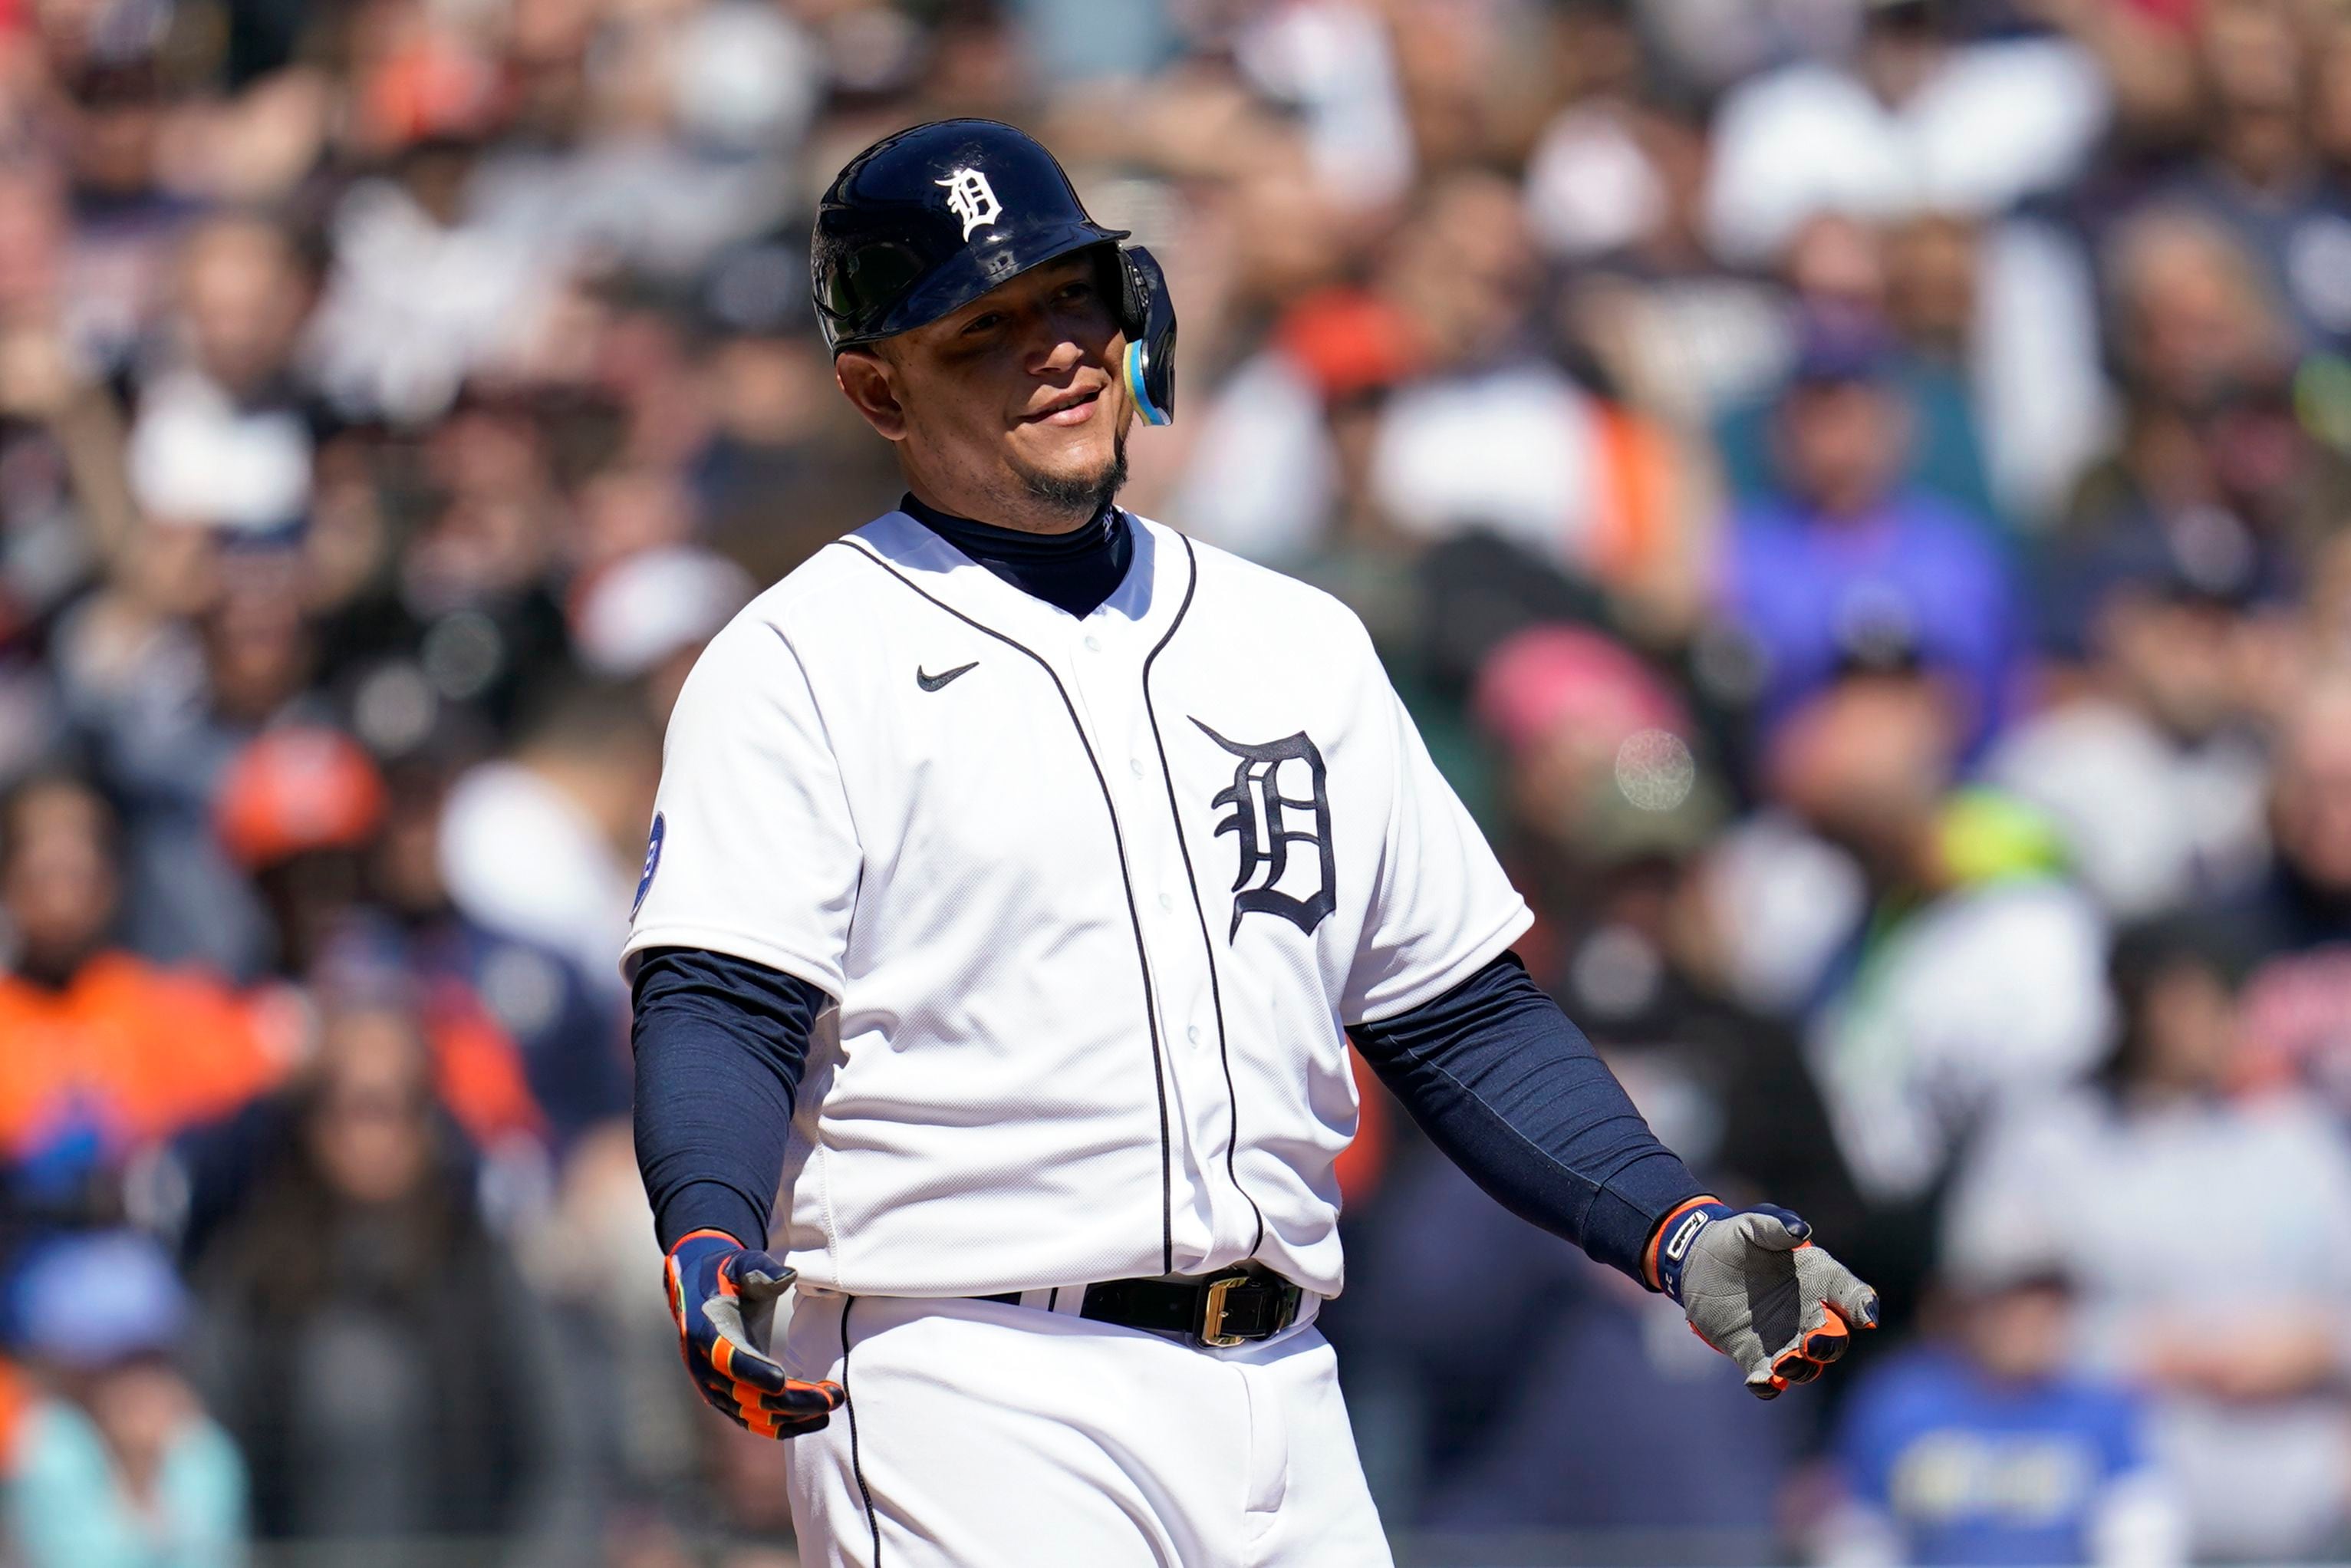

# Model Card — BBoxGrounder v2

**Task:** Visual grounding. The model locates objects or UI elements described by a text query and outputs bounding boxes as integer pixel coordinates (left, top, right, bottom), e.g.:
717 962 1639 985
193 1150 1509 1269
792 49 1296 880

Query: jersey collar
848 506 1187 647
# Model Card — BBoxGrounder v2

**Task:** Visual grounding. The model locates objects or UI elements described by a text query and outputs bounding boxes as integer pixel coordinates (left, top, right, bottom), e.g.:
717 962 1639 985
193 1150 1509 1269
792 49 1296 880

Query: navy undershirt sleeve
633 944 1700 1280
631 947 823 1253
1350 950 1707 1286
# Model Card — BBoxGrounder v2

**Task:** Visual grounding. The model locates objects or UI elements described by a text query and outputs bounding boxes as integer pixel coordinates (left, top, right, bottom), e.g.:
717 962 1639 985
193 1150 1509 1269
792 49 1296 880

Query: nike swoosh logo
916 661 979 692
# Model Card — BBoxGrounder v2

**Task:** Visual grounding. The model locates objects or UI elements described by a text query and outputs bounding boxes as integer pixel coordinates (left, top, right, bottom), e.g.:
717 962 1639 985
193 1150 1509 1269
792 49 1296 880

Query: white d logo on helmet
936 168 1003 242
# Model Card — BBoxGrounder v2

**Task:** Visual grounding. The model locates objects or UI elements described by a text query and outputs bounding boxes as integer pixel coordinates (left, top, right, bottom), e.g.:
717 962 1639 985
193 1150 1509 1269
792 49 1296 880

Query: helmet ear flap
1111 246 1149 340
1115 245 1177 427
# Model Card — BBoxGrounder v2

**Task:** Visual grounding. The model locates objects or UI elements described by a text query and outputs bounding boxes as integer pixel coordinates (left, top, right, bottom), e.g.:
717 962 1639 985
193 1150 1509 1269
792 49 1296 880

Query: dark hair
2096 911 2259 1095
0 770 121 874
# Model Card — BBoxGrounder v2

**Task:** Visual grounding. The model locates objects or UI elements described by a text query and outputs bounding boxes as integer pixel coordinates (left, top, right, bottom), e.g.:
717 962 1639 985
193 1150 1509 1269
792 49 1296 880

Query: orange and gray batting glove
1648 1197 1880 1398
663 1229 846 1437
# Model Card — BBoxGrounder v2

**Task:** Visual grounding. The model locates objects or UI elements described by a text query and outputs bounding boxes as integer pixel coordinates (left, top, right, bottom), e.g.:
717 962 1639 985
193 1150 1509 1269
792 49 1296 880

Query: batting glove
1648 1197 1879 1398
663 1229 845 1438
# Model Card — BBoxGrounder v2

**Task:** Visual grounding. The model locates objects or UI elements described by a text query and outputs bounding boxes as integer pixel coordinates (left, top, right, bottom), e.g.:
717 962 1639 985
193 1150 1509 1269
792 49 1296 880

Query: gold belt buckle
1199 1273 1248 1347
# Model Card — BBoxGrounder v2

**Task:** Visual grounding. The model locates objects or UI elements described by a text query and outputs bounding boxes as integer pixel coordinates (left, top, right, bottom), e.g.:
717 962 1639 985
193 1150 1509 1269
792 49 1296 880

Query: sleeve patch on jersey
633 812 666 919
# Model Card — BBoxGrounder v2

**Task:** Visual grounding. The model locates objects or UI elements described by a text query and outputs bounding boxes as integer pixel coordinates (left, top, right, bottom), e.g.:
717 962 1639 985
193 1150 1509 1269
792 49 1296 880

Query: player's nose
1024 325 1089 378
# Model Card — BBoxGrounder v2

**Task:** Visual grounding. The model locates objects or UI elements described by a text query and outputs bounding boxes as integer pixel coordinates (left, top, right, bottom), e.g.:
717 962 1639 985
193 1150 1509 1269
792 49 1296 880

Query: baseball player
629 119 1878 1566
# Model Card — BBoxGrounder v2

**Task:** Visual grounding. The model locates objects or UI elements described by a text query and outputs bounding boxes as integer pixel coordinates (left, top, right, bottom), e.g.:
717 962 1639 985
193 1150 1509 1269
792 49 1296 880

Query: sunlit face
2133 960 2241 1095
2099 592 2239 739
1767 674 1959 869
836 252 1134 525
182 219 306 396
306 1010 435 1208
1958 1281 2073 1382
1 782 115 973
2275 691 2351 891
1778 379 1905 519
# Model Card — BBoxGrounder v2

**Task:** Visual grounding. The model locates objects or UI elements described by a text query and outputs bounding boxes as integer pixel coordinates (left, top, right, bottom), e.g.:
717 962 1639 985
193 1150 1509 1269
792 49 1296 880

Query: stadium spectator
1338 1151 1803 1545
126 214 319 542
185 1004 587 1554
1538 92 1790 434
0 773 278 1185
305 137 563 428
1717 312 2023 757
436 680 660 1000
1945 914 2351 1560
2228 675 2351 1112
1473 624 1869 1247
216 725 390 982
1987 512 2273 921
215 725 551 1151
1820 1251 2181 1567
366 746 624 1149
1761 664 2110 1217
54 47 198 381
67 557 334 977
2060 207 2351 585
1182 166 1707 624
1365 170 1645 575
1699 0 2110 265
1711 216 2004 527
569 543 755 722
5 1230 247 1568
2143 0 2351 357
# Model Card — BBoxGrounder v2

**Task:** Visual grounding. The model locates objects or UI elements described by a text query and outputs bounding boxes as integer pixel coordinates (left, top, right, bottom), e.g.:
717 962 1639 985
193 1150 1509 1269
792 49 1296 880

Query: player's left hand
664 1229 846 1437
1648 1197 1879 1398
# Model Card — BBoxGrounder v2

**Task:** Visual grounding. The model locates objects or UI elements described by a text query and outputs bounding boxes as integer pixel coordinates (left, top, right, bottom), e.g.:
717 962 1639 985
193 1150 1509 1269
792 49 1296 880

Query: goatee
1021 430 1128 521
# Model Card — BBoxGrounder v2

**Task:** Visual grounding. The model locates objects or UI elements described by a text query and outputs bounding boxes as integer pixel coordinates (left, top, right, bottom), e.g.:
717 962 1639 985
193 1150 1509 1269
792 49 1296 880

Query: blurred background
0 0 2347 1563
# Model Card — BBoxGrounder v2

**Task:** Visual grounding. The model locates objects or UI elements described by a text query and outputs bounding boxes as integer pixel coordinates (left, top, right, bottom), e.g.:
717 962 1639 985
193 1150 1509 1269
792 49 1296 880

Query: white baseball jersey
622 508 1530 1300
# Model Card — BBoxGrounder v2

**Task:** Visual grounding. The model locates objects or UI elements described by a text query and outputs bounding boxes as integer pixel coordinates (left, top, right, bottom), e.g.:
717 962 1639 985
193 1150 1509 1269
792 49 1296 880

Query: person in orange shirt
214 727 546 1150
0 774 282 1173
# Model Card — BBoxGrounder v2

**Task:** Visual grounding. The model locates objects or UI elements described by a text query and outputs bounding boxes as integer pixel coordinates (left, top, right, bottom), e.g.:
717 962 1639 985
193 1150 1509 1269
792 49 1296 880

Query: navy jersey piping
1140 532 1268 1259
841 1296 881 1565
829 538 1177 1276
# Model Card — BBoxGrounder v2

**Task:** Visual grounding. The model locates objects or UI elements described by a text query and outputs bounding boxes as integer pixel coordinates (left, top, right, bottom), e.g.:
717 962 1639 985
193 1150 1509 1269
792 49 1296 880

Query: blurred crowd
1 0 2350 1562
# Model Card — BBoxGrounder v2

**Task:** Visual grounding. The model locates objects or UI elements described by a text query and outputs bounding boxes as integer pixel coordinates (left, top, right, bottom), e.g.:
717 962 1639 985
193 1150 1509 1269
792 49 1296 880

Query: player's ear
835 348 909 442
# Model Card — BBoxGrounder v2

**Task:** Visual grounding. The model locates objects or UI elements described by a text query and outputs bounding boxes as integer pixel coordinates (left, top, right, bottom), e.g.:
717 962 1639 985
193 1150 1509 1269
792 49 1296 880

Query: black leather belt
982 1264 1305 1349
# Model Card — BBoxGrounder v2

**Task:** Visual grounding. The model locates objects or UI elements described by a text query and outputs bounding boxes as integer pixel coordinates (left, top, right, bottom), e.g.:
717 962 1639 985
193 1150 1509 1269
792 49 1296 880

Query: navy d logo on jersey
1194 721 1336 940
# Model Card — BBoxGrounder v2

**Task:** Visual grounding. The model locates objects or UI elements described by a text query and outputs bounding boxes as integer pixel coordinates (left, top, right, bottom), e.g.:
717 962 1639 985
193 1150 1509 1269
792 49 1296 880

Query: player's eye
960 311 1005 336
1057 281 1094 303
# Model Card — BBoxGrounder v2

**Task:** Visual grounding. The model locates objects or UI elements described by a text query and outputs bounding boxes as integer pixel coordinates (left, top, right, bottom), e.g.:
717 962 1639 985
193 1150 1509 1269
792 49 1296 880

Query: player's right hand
663 1229 846 1438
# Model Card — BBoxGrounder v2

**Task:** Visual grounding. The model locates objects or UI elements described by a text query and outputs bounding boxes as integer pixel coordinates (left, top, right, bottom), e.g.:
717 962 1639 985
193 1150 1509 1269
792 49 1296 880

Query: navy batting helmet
811 119 1177 425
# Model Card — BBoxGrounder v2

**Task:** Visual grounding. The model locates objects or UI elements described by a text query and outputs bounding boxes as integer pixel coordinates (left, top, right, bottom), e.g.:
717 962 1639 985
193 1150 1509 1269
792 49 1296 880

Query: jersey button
1158 892 1174 912
1084 634 1102 652
1130 758 1145 779
1187 1025 1203 1045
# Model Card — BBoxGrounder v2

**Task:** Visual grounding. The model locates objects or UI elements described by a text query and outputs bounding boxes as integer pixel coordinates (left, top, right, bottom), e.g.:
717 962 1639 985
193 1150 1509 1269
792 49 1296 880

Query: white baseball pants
779 1288 1394 1566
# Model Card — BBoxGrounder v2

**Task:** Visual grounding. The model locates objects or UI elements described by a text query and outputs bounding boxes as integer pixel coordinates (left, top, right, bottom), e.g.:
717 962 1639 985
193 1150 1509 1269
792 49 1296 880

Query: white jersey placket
1050 555 1249 1277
